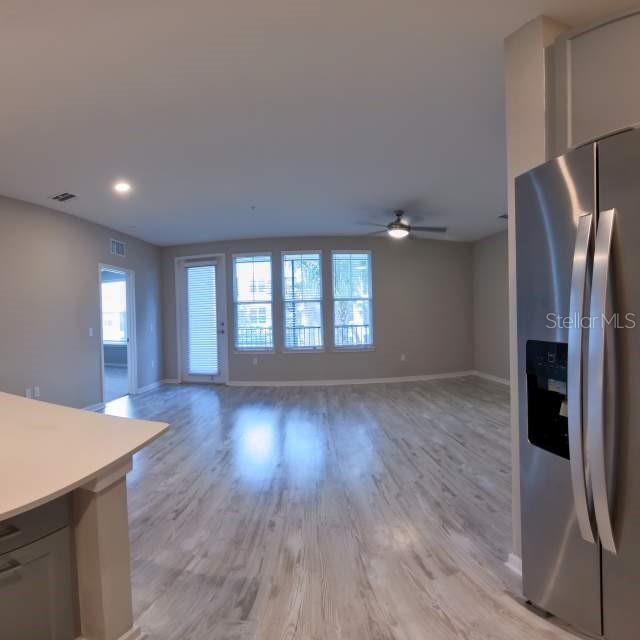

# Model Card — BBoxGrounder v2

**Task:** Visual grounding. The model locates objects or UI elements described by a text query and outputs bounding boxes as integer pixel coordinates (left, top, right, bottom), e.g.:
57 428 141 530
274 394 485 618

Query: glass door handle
588 208 617 555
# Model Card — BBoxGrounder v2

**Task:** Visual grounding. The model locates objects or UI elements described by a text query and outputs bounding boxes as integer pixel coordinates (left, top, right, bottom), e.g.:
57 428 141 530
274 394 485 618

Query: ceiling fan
366 210 447 239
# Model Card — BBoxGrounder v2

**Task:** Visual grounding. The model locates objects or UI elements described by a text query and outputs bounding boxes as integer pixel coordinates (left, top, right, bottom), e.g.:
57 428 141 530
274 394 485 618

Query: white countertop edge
0 394 168 521
1 452 147 521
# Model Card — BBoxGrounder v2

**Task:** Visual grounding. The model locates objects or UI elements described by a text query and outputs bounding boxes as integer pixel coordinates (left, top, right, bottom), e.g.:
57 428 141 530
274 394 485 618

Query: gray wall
472 231 509 380
162 236 474 383
0 196 163 408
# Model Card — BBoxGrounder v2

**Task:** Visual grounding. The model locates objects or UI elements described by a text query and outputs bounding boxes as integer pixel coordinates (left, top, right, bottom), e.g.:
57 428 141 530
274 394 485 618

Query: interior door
181 260 227 383
597 127 640 640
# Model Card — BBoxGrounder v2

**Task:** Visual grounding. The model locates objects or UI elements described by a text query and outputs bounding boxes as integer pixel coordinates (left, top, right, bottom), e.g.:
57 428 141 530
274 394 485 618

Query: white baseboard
76 626 141 640
505 553 522 577
118 626 143 640
96 372 509 394
85 379 177 410
82 401 105 412
135 380 165 395
471 370 510 386
226 370 476 388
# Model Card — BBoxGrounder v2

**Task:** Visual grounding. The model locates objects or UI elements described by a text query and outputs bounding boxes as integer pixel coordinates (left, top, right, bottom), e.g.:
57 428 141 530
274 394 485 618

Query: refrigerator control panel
525 340 569 459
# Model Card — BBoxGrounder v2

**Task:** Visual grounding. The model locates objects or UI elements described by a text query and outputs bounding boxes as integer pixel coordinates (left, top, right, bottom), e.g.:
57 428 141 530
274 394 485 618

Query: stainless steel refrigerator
516 126 640 640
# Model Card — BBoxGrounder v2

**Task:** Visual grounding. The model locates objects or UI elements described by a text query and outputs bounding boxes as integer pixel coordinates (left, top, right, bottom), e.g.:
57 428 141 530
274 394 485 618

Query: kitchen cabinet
0 498 74 640
547 8 640 156
0 391 168 640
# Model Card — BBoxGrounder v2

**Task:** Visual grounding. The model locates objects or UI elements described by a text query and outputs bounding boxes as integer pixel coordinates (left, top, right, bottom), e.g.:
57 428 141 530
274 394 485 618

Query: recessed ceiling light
113 181 132 194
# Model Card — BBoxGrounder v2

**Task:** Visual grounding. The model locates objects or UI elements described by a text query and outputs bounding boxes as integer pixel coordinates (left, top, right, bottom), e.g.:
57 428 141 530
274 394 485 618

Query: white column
72 458 140 640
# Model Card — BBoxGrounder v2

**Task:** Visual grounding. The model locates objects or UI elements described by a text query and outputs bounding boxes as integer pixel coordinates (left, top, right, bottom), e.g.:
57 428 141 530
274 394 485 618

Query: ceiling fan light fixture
388 227 409 239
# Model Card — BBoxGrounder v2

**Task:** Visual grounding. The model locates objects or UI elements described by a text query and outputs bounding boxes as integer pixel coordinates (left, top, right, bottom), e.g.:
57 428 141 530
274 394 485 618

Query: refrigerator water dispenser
526 341 569 459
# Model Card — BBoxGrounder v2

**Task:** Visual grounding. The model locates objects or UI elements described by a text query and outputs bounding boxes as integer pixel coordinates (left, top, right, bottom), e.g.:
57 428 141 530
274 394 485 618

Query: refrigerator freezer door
597 127 640 640
516 142 601 637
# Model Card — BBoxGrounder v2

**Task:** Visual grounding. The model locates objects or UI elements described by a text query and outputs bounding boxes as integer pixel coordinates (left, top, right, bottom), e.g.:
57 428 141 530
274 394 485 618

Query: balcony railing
334 325 371 347
236 327 273 350
285 326 323 349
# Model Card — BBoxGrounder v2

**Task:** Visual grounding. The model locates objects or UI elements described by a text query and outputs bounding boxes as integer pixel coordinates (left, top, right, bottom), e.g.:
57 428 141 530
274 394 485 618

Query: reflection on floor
103 378 581 640
103 365 128 402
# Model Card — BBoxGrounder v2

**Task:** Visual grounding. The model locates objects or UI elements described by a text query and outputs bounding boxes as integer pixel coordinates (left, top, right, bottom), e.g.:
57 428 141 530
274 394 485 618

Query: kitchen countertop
0 392 168 520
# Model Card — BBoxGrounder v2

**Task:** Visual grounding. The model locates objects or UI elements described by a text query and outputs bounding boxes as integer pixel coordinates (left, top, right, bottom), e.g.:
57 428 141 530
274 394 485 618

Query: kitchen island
0 391 168 640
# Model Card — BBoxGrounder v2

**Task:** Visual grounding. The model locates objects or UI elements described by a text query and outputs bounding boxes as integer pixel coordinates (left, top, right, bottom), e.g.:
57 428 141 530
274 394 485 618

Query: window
186 264 219 375
233 255 273 350
332 252 373 348
282 252 323 350
101 281 127 343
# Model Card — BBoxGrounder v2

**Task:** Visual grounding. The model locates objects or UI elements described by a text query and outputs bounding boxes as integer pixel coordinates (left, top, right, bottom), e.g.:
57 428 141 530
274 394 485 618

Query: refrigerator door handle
568 213 597 543
588 208 617 555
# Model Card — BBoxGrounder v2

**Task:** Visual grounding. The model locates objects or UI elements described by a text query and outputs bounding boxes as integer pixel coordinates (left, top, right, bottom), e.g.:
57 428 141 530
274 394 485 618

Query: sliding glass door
181 259 227 383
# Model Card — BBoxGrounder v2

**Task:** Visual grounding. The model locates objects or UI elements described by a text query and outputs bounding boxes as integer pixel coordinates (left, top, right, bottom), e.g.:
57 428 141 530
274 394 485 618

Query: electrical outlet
400 353 406 362
89 327 94 337
25 387 33 399
252 357 258 366
34 385 41 399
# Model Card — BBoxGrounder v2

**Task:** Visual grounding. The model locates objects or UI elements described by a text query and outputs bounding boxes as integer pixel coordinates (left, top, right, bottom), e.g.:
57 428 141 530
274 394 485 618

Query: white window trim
232 252 275 353
331 250 374 350
281 250 324 352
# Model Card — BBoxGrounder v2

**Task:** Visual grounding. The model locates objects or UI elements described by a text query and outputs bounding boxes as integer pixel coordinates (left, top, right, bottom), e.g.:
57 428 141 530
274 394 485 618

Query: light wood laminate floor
103 377 581 640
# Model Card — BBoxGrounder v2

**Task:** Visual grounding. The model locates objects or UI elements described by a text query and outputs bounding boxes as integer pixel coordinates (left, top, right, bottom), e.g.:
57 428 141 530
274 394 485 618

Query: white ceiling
0 1 629 246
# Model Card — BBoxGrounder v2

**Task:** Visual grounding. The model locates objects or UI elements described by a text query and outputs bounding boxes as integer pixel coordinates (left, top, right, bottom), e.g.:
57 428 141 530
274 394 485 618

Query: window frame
281 250 324 352
331 250 374 350
232 252 275 353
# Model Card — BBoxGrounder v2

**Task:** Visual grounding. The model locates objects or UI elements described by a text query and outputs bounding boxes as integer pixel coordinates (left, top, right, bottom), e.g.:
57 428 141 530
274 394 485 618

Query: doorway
99 265 136 402
178 257 228 383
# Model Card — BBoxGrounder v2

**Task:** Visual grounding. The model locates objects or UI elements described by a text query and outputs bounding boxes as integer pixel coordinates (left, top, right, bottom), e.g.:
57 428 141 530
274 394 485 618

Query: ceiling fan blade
367 230 388 236
356 221 388 228
411 226 447 233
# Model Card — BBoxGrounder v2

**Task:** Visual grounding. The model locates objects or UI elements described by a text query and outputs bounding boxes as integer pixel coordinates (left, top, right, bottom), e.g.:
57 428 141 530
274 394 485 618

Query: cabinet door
548 9 640 154
0 528 74 640
570 11 640 147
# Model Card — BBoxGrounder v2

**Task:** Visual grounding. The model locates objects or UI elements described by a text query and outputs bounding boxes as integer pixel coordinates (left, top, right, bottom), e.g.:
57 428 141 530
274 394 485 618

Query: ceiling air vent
50 192 76 202
111 238 127 257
